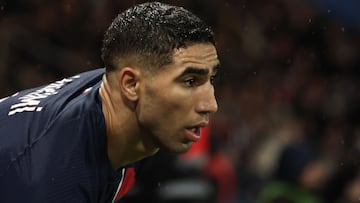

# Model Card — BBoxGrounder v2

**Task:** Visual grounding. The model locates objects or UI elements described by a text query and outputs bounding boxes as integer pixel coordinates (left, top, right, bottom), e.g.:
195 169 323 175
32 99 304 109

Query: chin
161 142 193 154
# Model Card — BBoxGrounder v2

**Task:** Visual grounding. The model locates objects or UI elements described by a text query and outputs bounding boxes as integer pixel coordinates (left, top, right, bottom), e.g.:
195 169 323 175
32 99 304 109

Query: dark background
0 0 359 203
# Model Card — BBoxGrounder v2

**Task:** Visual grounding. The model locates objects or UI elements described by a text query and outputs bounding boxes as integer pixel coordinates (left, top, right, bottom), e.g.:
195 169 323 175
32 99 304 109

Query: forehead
171 43 219 69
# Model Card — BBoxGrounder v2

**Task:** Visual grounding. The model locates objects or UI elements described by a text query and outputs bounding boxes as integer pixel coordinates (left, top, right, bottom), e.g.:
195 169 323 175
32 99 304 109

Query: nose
195 85 218 115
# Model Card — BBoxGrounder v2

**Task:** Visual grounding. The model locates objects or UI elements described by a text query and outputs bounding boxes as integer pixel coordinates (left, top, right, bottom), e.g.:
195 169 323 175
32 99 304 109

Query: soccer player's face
138 43 219 153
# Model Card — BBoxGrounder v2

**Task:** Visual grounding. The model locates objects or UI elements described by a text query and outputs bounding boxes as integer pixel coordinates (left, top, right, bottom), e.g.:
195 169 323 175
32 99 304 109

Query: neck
99 73 158 170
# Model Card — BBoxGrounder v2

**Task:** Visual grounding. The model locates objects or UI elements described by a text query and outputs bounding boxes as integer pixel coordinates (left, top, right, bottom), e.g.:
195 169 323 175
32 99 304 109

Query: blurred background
0 0 359 203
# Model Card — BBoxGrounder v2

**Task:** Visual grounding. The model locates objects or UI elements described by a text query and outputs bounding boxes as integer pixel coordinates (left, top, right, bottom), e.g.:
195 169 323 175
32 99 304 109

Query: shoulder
0 76 108 202
0 68 107 176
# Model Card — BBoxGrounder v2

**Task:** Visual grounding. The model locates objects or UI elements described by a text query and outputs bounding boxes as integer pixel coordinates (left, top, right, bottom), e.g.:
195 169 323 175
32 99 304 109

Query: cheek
139 85 196 153
139 86 182 126
156 98 185 127
140 90 197 151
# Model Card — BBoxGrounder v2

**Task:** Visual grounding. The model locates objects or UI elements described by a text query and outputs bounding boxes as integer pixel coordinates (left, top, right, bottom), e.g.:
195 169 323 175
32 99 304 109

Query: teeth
191 128 197 132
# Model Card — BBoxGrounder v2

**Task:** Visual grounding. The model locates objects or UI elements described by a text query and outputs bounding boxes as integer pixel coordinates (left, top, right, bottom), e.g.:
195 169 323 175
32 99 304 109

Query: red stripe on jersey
115 167 136 201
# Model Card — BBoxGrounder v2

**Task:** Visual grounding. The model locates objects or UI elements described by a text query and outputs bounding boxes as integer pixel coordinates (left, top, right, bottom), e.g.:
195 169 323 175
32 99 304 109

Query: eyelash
184 75 217 87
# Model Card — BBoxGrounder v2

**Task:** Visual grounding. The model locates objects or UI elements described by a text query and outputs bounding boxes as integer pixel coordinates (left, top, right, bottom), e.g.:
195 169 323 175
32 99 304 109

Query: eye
210 74 217 85
210 76 215 85
184 78 196 87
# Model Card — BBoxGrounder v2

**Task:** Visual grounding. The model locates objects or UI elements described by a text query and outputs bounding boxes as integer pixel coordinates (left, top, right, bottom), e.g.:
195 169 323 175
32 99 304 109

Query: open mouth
185 127 201 142
190 127 199 133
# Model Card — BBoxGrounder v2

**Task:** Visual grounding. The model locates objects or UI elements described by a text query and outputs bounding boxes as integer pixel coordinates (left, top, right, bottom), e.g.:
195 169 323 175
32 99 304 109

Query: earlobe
119 67 140 102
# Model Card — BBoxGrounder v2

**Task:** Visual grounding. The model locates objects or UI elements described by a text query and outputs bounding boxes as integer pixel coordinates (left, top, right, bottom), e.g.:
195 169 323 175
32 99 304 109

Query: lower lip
185 128 201 142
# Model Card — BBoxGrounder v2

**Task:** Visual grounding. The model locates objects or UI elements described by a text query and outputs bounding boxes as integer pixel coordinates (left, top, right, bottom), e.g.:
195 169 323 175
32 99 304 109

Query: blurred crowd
0 0 359 203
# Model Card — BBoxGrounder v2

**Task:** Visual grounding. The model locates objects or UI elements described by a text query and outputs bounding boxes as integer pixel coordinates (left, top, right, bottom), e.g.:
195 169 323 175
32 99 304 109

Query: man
0 2 219 203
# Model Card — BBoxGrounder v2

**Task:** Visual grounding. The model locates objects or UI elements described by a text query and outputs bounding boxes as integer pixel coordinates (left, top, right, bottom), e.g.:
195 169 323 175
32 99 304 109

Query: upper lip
187 121 209 129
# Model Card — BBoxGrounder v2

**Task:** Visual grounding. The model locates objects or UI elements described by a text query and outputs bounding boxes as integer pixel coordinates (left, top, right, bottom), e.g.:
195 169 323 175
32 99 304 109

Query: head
101 2 219 153
101 1 215 72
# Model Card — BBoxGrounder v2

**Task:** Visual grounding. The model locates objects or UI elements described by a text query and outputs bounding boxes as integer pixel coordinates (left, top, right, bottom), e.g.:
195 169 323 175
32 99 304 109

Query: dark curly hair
101 2 215 72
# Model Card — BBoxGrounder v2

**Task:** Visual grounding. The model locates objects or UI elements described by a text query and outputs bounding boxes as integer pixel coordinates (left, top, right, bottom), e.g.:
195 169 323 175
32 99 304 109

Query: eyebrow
179 63 220 77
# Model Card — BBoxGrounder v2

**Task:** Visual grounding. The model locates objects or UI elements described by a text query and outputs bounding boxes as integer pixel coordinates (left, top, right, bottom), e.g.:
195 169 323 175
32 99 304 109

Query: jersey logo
7 75 80 116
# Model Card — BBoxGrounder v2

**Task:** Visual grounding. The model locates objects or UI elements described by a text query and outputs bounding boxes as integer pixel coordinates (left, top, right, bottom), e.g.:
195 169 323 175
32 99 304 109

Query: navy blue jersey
0 69 137 203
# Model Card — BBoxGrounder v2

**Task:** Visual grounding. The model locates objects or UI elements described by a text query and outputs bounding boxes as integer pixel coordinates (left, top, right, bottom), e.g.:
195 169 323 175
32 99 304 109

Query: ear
118 67 140 102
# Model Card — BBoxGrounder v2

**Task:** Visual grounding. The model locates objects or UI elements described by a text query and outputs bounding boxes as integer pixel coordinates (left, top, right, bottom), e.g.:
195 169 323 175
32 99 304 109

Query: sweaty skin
100 43 219 169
